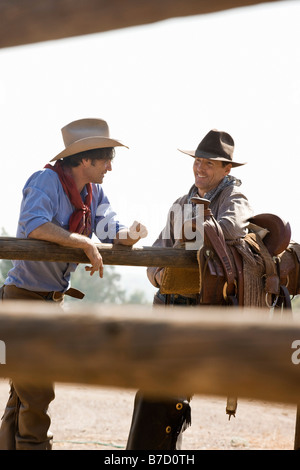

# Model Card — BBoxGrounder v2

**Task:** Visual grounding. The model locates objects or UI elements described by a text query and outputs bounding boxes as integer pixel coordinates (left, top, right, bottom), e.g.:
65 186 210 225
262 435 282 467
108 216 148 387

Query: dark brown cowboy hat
178 129 246 167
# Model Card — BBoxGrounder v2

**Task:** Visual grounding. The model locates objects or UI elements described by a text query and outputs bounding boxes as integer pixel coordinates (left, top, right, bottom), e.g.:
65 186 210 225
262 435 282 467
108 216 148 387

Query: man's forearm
28 222 91 249
29 222 104 277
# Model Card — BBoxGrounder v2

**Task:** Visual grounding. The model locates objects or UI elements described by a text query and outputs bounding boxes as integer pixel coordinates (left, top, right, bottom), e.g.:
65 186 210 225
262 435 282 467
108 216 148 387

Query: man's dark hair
61 147 115 168
222 161 232 168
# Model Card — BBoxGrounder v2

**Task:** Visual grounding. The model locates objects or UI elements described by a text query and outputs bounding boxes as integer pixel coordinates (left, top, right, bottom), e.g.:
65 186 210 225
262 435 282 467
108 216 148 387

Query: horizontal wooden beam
0 0 281 48
0 237 198 268
0 302 300 405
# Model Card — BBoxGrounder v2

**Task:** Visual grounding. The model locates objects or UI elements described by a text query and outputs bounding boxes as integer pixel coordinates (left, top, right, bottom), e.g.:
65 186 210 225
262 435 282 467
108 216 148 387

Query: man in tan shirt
126 129 254 450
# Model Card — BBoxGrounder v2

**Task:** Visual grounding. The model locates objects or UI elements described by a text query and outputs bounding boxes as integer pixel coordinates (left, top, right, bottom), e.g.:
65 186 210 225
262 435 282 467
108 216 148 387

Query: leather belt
33 287 85 302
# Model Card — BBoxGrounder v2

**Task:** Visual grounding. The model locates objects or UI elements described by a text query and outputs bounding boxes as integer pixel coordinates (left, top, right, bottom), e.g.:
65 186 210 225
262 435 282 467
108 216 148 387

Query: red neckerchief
44 160 92 237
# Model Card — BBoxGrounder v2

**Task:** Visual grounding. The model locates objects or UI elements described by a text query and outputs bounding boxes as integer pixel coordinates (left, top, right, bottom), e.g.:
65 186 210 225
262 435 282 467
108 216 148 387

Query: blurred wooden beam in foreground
0 237 198 268
0 302 300 405
0 0 281 49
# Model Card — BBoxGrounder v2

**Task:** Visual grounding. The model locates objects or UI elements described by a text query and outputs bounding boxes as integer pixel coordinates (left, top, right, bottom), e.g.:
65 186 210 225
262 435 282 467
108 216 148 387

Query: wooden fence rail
0 237 198 267
0 0 281 49
0 302 300 405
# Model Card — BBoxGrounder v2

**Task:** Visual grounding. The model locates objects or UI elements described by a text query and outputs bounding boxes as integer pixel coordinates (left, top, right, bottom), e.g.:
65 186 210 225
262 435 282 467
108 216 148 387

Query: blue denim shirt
5 168 125 292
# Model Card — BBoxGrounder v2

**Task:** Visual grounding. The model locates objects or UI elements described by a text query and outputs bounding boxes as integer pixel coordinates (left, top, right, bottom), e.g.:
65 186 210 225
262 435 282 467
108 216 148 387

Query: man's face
193 158 232 197
84 158 112 184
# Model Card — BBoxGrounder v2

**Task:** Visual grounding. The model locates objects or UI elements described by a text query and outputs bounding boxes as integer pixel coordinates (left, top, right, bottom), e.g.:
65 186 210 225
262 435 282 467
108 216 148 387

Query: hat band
195 149 232 162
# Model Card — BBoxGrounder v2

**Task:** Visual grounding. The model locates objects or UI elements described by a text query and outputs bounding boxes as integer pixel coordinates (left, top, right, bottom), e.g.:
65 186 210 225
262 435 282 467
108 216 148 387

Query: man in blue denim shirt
0 118 147 450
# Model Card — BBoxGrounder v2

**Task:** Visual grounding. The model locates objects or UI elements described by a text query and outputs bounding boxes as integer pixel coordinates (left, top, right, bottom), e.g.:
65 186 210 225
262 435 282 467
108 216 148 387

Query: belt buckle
52 291 64 302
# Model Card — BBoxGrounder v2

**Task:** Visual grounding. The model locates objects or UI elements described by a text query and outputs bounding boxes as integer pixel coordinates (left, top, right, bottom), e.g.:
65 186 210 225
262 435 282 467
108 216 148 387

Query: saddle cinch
160 197 300 309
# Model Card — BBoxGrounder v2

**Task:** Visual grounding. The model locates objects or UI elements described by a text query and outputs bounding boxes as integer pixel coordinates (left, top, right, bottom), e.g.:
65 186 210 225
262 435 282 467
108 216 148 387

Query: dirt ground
0 379 297 450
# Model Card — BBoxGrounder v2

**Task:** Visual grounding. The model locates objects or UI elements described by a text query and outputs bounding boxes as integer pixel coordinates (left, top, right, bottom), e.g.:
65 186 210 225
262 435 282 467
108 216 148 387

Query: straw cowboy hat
51 118 128 161
178 129 245 167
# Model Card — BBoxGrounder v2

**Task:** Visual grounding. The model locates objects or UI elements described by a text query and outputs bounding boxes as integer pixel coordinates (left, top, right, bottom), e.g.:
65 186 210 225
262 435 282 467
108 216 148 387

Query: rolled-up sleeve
17 171 61 238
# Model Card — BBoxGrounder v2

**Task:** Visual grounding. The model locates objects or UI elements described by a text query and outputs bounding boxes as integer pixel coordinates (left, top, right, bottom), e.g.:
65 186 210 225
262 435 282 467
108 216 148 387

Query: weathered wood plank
0 237 198 268
0 302 300 405
0 0 281 48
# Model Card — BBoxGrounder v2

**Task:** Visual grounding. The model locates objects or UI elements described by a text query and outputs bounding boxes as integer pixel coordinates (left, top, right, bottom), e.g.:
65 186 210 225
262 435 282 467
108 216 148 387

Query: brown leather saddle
160 197 299 309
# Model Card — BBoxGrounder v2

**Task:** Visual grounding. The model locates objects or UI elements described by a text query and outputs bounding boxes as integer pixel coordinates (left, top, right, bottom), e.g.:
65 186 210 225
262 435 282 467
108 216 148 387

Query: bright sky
0 1 299 297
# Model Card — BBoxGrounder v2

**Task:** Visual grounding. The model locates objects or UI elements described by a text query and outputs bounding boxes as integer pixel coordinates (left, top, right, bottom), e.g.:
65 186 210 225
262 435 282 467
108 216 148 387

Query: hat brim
51 136 128 162
178 149 245 167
